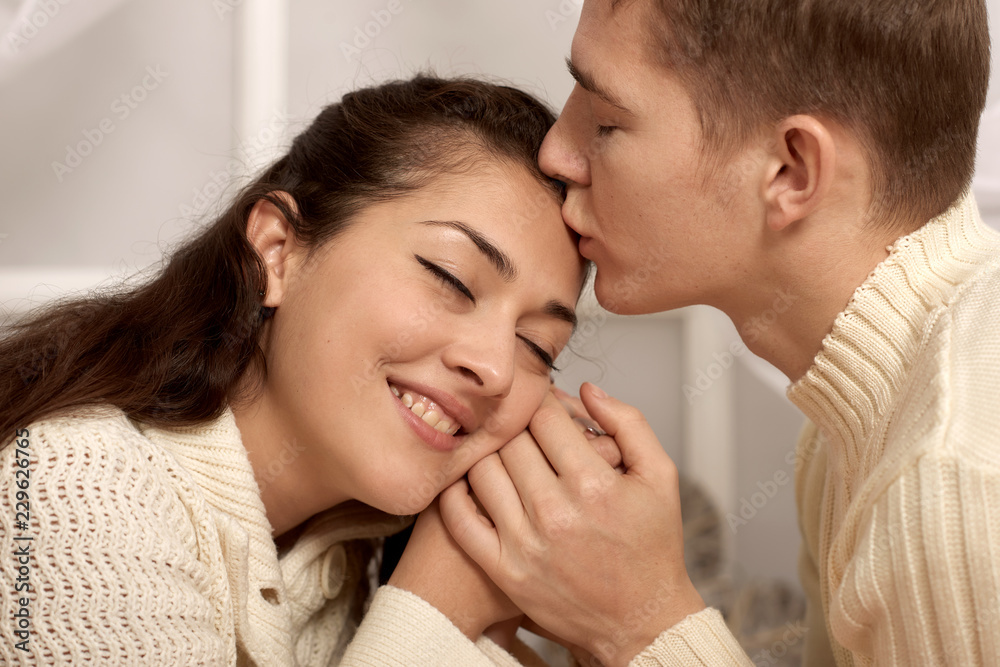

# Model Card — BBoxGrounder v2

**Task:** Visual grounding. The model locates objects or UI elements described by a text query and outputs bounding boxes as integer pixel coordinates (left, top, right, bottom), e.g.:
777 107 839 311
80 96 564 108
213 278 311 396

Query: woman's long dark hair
0 75 559 447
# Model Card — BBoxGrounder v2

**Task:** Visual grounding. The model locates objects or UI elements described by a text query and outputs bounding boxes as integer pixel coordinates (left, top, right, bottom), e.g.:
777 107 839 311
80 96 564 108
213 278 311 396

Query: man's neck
720 213 903 383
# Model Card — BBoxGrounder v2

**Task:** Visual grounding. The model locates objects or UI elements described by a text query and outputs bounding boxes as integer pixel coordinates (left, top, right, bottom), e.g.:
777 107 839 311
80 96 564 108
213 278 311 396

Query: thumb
579 383 673 476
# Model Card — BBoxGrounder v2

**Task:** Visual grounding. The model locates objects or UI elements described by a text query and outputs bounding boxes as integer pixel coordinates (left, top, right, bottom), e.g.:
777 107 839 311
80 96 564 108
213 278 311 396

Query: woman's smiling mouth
389 382 463 436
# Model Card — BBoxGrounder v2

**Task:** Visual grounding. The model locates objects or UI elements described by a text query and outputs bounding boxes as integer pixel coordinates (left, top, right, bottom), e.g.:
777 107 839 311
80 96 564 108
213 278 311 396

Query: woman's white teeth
389 383 461 436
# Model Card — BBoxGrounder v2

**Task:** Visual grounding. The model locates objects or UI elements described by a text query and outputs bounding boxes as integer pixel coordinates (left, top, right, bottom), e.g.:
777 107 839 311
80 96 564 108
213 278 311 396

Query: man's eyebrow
418 220 517 282
566 57 632 113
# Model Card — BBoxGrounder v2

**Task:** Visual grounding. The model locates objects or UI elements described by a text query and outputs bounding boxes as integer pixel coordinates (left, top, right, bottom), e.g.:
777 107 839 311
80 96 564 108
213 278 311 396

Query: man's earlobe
764 116 836 232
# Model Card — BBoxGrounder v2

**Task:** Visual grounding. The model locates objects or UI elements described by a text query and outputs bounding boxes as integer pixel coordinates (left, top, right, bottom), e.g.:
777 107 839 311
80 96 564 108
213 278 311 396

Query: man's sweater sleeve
627 607 753 666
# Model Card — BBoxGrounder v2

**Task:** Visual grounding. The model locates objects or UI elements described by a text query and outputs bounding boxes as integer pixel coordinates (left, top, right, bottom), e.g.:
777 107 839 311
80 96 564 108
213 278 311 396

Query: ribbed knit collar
139 406 406 663
787 192 1000 471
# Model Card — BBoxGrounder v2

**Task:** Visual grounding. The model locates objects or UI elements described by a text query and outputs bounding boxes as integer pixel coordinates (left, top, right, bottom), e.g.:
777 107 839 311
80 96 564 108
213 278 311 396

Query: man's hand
440 383 705 667
388 498 521 640
550 382 623 470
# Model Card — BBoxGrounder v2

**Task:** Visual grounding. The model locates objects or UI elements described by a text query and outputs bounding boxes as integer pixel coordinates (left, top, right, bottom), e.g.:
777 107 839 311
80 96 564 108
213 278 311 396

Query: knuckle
534 495 578 539
577 473 610 503
617 404 647 425
593 439 623 468
531 403 564 429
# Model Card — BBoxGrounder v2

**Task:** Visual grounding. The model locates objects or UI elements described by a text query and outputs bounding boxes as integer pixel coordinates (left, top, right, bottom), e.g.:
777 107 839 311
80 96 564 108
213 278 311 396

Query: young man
439 0 1000 665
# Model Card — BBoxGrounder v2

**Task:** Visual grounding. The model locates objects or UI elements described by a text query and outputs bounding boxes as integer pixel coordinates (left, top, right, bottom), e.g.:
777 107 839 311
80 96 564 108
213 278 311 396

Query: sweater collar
138 407 296 659
787 192 1000 470
138 407 408 660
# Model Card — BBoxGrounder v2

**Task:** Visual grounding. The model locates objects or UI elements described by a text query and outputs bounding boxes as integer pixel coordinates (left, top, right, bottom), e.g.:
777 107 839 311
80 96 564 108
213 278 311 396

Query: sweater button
320 544 348 599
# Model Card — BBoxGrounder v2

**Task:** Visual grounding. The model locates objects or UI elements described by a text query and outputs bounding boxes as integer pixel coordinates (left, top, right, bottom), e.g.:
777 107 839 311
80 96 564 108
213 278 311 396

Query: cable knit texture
0 406 534 665
630 192 1000 666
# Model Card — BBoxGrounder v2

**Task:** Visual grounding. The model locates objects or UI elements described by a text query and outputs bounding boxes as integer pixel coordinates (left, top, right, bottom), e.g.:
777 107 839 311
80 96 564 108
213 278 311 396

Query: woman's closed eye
416 255 475 303
518 335 558 372
415 254 559 371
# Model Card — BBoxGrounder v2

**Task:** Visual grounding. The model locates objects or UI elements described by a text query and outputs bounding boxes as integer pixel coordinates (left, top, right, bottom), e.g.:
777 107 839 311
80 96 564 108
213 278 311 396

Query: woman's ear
245 191 301 307
762 115 837 232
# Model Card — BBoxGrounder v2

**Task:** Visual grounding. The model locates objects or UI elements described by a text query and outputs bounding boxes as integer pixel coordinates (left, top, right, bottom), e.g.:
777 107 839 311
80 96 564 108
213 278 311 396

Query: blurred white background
2 0 1000 596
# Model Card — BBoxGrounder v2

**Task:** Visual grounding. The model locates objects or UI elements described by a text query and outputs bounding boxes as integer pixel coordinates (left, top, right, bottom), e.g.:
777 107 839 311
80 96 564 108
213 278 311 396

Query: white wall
3 0 1000 591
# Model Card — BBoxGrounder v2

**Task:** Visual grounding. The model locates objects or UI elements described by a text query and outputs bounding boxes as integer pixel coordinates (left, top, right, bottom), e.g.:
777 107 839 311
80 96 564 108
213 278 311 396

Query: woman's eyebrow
416 219 578 329
545 300 578 330
417 220 517 282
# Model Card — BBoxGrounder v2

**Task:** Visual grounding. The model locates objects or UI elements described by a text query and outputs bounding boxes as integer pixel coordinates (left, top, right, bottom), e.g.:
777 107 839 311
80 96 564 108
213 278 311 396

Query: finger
588 435 623 469
550 384 587 419
465 452 525 532
439 478 502 576
497 430 559 505
579 383 673 476
528 391 609 476
572 414 604 436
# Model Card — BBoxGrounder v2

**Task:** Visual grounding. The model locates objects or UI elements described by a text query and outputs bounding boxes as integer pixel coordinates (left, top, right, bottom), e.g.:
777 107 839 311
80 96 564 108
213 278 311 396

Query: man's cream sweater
633 194 1000 666
0 406 541 665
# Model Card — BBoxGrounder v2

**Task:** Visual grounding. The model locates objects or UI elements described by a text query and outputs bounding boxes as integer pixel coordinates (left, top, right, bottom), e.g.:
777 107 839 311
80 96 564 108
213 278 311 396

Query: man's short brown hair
633 0 990 230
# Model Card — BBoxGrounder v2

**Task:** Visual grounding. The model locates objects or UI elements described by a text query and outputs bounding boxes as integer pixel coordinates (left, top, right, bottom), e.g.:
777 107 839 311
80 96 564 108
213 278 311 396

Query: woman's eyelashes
414 254 559 371
519 336 558 372
416 255 475 303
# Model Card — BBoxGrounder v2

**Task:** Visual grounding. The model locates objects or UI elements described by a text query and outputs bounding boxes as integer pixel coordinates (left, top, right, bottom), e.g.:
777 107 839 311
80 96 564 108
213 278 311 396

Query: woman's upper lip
387 377 477 434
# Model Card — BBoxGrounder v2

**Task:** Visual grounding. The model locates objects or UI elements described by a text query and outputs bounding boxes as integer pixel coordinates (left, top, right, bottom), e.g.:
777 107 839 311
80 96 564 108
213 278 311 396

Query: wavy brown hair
0 75 560 447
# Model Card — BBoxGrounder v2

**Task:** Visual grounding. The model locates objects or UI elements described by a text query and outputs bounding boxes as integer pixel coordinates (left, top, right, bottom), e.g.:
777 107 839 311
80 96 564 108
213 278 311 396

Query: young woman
0 75 587 665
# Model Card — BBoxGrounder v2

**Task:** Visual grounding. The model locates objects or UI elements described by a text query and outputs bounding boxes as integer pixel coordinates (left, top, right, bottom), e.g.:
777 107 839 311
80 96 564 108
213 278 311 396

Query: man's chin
593 272 662 315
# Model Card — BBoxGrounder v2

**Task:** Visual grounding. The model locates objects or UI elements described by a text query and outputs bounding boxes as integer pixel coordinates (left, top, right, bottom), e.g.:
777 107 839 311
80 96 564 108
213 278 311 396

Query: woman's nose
538 85 592 188
441 327 517 399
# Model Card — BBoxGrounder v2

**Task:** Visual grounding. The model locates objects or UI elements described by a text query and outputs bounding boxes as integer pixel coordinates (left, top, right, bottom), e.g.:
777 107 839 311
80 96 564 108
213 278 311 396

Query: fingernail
589 383 608 399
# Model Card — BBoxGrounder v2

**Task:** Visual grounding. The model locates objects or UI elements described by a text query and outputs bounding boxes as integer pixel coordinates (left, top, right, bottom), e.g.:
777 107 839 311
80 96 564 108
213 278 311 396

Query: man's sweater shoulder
939 245 1000 468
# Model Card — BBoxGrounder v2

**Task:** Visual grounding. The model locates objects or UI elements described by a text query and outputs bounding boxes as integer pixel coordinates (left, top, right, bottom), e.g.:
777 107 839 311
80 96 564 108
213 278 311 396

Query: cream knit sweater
3 193 997 666
0 405 544 666
632 193 1000 666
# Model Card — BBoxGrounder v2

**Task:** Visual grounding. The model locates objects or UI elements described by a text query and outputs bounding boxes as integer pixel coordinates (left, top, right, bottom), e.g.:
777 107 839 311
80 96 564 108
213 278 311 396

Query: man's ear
762 115 836 232
245 191 301 307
